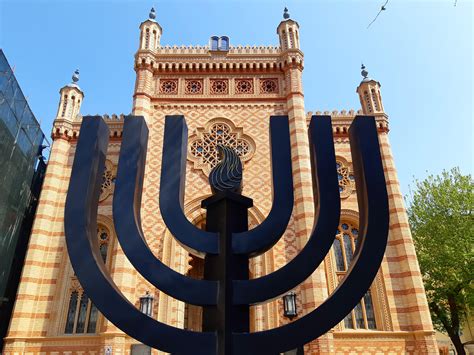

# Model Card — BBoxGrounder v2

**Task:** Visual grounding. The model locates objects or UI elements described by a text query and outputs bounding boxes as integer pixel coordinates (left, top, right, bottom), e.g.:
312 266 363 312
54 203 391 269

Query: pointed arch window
333 221 377 330
64 224 111 334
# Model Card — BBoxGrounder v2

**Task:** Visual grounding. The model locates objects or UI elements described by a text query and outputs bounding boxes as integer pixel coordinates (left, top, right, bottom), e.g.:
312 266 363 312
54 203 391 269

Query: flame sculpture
65 114 389 355
209 145 243 194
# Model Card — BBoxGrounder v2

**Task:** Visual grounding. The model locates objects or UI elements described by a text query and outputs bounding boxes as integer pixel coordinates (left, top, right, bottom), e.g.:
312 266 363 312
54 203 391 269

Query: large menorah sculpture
65 114 388 355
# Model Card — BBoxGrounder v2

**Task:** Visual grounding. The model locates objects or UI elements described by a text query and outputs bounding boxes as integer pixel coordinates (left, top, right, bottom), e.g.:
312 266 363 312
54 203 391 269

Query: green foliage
407 168 474 336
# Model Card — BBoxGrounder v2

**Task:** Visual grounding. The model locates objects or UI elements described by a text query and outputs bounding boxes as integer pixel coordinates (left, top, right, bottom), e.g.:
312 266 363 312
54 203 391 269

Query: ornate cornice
306 110 389 136
53 114 126 142
139 45 281 55
135 45 303 74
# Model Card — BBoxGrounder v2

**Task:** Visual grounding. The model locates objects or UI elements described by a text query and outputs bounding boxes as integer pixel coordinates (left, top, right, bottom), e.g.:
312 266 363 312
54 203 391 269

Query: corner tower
55 69 83 121
277 7 301 51
133 7 162 120
356 64 384 114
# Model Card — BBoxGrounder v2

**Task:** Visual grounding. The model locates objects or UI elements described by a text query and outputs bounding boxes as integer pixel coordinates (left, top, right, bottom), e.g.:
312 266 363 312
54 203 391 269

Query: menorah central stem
202 191 253 355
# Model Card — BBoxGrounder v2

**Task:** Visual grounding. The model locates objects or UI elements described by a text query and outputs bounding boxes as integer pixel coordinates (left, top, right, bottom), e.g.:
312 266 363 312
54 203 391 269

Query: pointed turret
139 7 162 50
55 69 83 121
356 64 384 114
277 7 300 51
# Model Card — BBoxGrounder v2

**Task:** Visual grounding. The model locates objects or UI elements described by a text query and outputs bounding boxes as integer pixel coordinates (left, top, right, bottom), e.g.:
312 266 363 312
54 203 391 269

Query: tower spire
283 7 290 19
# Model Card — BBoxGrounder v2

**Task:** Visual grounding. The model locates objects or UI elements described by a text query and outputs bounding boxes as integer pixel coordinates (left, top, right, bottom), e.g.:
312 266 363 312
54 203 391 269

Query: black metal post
202 191 253 355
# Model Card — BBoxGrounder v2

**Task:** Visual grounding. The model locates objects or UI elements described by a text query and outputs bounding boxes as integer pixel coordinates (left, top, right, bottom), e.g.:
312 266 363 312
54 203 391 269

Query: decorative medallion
210 79 229 95
336 157 355 199
99 160 116 201
185 79 203 95
188 118 255 175
235 79 254 94
260 79 278 94
159 79 178 94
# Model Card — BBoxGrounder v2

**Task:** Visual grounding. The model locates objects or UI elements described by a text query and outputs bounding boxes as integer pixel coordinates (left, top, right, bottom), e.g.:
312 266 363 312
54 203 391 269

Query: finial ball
283 7 290 19
361 64 369 79
149 7 156 20
72 69 79 83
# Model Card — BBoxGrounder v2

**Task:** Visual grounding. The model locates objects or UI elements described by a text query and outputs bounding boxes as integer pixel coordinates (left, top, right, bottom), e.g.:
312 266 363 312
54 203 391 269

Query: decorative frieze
153 77 282 98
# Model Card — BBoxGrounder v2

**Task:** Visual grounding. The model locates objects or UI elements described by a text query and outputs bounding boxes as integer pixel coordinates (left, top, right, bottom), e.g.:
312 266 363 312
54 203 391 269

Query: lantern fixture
139 291 154 317
283 291 297 320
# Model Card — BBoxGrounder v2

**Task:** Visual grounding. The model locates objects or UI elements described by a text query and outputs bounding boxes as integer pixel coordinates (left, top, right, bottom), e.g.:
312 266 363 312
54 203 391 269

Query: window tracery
64 225 111 334
336 158 355 198
210 79 229 95
159 79 178 94
235 79 254 94
185 79 203 94
333 221 376 330
260 79 278 94
188 118 255 175
100 160 116 202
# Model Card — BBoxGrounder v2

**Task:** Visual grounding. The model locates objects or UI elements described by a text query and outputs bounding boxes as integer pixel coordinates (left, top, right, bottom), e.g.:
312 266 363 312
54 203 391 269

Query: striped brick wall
5 138 72 344
285 67 333 353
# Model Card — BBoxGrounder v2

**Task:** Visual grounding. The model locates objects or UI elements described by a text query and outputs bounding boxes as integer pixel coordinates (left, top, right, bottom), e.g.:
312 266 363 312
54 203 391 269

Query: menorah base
202 191 253 355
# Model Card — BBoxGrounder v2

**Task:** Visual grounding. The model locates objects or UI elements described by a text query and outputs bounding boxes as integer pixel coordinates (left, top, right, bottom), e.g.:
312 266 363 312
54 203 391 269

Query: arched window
333 221 377 330
61 95 68 117
67 95 75 118
218 36 229 51
145 28 150 49
210 36 219 51
371 88 380 111
282 31 288 49
64 224 111 334
364 90 373 113
152 30 157 49
289 29 295 48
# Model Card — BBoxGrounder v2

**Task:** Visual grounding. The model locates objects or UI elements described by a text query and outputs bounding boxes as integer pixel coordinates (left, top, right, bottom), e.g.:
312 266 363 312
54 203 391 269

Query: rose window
188 119 255 175
235 79 254 94
99 160 116 201
260 79 278 94
159 80 178 94
336 159 355 198
185 80 203 94
210 79 228 94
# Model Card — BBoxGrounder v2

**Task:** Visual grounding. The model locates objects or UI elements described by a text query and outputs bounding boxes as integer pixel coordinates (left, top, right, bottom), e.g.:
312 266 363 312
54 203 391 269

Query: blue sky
0 0 472 198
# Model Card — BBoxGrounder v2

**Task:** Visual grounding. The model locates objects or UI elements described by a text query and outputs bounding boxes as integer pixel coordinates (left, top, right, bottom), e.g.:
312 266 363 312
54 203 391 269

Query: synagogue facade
3 8 439 354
